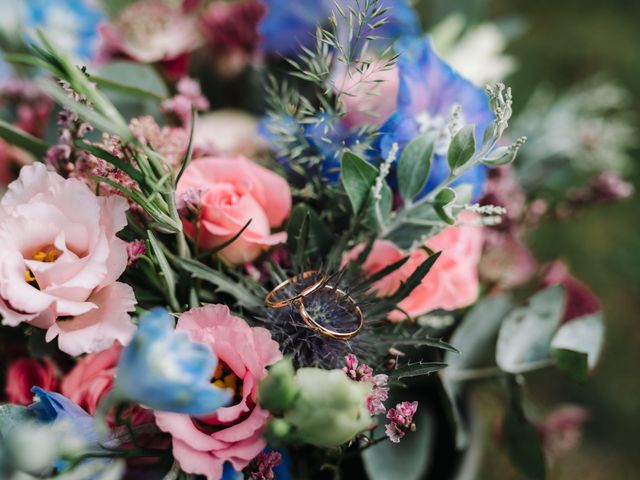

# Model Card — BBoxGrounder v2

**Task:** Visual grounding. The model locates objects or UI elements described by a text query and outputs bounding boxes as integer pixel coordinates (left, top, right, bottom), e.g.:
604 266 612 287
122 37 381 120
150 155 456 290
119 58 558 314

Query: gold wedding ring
264 270 328 309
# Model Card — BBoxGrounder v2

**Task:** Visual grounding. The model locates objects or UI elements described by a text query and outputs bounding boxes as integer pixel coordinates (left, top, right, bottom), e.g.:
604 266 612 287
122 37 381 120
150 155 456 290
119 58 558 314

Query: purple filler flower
385 400 418 443
343 354 389 416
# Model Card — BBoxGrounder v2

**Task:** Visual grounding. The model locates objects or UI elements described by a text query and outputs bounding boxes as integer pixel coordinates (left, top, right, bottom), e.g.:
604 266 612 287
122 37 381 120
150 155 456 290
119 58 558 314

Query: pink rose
177 156 291 264
155 305 282 480
343 214 483 320
5 357 58 405
338 61 399 129
61 342 154 428
61 343 121 415
0 163 137 356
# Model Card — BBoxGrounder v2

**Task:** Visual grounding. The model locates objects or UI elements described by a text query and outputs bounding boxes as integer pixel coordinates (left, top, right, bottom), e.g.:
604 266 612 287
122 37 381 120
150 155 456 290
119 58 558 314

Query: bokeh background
422 0 640 478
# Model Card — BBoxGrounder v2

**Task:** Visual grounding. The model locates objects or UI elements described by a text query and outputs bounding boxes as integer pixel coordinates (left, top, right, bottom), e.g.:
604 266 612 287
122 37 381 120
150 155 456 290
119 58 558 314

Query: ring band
264 270 328 309
297 285 364 340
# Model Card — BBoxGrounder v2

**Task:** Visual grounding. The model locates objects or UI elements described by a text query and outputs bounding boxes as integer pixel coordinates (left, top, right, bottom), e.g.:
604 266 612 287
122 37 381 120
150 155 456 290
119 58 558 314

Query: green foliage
397 133 435 202
504 397 546 480
341 151 379 214
550 312 604 380
94 61 169 101
495 286 565 374
362 407 435 480
0 119 49 157
447 124 476 171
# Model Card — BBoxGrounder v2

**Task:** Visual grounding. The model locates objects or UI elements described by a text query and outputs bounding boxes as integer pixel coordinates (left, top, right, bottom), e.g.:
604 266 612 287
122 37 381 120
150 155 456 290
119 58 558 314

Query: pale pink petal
173 438 223 480
1 163 63 208
46 282 137 356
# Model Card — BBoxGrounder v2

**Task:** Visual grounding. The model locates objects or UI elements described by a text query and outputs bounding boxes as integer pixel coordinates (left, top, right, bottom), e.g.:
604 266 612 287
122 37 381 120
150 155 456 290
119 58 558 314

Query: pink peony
343 213 483 320
0 163 137 356
4 357 58 405
176 156 291 264
154 305 282 480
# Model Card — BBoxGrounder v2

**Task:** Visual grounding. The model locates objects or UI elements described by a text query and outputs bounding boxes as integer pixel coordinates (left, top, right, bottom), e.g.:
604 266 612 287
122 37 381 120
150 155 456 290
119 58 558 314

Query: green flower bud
264 418 293 447
259 358 300 414
285 368 373 448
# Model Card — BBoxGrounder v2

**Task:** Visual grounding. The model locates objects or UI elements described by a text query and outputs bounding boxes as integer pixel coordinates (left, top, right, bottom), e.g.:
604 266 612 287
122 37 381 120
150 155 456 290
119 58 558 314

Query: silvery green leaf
95 61 169 100
341 151 378 213
496 286 565 374
447 124 476 171
397 133 434 202
482 145 516 166
362 405 434 480
551 312 604 378
434 187 457 224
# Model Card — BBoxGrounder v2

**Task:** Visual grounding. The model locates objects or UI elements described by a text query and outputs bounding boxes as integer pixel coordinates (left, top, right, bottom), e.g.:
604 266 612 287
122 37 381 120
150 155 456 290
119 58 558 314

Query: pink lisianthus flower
4 357 58 405
0 163 137 356
99 0 202 68
154 305 282 480
342 213 483 321
176 156 291 264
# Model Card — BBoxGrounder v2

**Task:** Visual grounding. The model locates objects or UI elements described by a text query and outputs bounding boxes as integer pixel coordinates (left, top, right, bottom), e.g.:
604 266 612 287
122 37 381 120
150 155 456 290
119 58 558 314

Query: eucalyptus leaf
447 124 475 171
551 312 604 372
397 133 434 202
504 399 546 480
341 151 378 213
362 406 435 480
434 187 457 225
496 286 565 374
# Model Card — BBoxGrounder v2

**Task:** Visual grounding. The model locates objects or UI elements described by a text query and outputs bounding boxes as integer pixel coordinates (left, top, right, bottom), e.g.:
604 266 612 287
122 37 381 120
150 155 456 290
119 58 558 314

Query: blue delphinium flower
379 36 494 200
23 0 105 60
115 308 232 415
259 0 420 56
29 387 98 444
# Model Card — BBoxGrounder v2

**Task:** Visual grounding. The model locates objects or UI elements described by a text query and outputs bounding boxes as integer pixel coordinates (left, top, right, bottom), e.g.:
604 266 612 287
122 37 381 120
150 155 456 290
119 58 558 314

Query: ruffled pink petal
1 163 63 209
46 282 137 356
155 412 229 451
173 438 224 480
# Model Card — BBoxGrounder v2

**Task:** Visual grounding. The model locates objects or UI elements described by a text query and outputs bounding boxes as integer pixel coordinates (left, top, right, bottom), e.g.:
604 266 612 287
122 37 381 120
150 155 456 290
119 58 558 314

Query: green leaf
362 406 434 480
504 399 546 480
94 61 169 100
0 119 50 157
496 286 565 374
447 125 476 171
286 205 334 260
551 312 604 376
365 182 392 231
482 145 516 166
551 348 589 381
175 257 261 309
146 230 179 310
389 361 447 380
196 219 252 259
434 188 457 225
341 151 378 213
397 133 434 201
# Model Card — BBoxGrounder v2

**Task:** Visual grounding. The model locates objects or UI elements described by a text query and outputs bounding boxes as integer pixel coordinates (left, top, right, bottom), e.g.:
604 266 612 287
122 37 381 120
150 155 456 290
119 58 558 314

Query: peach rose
154 305 282 480
344 214 483 320
5 357 58 405
176 156 291 264
0 163 137 356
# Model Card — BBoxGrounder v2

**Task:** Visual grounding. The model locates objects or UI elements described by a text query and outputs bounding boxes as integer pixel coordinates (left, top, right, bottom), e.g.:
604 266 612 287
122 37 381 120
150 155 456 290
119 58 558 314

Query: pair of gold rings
264 270 364 340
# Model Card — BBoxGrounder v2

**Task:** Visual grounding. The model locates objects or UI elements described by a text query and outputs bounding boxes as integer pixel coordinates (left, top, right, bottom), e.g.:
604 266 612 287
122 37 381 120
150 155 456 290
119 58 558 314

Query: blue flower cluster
23 0 104 60
115 308 232 415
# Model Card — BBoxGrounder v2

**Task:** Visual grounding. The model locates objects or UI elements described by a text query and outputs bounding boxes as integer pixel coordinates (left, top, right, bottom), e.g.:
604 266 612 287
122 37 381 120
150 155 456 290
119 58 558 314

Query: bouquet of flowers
0 1 634 479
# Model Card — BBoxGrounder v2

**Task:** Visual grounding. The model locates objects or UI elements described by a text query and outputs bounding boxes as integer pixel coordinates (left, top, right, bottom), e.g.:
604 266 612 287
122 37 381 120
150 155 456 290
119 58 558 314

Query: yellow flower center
212 362 241 396
24 245 63 283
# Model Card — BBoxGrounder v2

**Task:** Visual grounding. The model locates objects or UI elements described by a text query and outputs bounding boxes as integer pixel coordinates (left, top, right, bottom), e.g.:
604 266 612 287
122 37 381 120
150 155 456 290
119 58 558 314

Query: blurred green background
423 0 640 478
